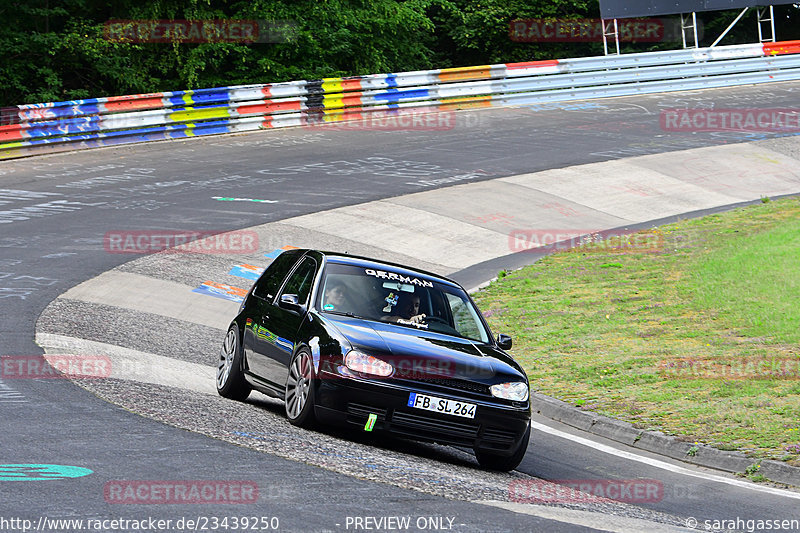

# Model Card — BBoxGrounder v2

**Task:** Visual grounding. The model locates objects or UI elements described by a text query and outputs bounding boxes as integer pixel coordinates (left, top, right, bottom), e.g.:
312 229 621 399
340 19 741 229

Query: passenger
323 279 350 310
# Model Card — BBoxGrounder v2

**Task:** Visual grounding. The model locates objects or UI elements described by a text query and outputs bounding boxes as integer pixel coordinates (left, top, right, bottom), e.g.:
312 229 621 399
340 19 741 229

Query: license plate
407 392 476 419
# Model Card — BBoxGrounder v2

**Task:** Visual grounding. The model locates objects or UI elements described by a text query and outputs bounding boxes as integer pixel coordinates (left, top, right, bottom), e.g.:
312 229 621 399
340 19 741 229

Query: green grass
473 196 800 462
688 216 800 343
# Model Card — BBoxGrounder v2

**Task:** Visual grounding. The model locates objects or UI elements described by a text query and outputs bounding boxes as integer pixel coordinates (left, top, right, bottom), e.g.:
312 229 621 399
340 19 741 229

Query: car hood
322 314 525 383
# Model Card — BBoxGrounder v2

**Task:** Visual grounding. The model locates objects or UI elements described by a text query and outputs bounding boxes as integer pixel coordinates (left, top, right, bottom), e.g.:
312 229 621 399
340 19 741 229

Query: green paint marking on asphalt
212 197 277 203
0 464 93 481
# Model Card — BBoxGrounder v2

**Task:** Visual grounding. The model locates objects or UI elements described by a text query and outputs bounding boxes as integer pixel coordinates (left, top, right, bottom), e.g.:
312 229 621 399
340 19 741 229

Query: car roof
307 250 461 290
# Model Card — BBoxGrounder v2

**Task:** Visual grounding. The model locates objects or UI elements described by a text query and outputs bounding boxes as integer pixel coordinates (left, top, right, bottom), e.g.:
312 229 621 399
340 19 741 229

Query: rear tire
285 348 316 428
216 325 252 401
475 422 530 472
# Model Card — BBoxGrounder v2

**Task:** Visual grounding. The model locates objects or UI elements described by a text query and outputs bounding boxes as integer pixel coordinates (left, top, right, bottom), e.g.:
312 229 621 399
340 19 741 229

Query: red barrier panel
764 40 800 56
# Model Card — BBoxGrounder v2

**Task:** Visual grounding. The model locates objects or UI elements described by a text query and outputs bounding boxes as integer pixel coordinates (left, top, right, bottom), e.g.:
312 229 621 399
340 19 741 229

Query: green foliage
425 0 600 66
1 0 799 106
0 0 437 105
741 461 764 481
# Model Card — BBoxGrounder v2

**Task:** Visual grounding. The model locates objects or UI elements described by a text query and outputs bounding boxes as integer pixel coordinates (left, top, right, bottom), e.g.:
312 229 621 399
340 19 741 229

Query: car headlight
344 350 393 377
490 382 529 401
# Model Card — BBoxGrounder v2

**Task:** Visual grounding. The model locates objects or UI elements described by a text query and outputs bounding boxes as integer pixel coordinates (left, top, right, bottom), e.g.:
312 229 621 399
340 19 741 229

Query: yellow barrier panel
322 79 344 94
439 95 492 110
322 96 346 110
438 66 492 82
169 107 231 123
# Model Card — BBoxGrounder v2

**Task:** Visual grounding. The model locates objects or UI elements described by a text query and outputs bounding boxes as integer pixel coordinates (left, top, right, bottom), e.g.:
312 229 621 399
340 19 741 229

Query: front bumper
314 370 531 455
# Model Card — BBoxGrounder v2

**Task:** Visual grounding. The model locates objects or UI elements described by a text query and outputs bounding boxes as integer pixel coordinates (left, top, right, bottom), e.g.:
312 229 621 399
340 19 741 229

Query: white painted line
531 420 800 500
477 500 692 533
60 271 238 330
0 378 26 403
35 333 217 396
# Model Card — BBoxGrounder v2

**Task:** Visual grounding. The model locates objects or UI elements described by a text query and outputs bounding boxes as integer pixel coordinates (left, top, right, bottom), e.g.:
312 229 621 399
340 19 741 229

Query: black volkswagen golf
217 249 531 471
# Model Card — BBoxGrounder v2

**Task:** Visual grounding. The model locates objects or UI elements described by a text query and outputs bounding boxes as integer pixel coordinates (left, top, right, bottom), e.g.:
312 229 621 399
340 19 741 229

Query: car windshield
317 262 491 343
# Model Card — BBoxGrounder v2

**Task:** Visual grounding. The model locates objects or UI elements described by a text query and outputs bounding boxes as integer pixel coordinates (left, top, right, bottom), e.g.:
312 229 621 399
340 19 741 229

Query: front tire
475 422 530 472
216 325 252 401
285 348 316 428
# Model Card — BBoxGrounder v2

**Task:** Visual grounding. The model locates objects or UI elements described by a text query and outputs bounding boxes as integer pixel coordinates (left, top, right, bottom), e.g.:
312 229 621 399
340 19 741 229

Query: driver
385 292 426 324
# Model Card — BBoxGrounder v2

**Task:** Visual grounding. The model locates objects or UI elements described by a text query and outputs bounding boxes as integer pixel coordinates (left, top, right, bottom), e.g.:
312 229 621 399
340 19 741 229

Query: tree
1 0 798 107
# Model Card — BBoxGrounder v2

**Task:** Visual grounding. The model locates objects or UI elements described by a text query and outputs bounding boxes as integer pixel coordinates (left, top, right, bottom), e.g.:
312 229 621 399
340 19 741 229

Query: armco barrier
1 40 799 160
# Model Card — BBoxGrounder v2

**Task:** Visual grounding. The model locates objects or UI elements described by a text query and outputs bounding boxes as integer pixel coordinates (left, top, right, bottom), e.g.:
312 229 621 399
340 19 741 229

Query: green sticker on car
364 413 377 432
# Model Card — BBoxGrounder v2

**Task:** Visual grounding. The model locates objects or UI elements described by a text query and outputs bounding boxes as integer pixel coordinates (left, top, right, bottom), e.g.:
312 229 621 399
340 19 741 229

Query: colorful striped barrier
2 40 800 159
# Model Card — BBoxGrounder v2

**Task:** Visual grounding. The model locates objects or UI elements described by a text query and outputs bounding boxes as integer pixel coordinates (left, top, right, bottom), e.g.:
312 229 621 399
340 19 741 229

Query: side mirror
496 334 513 350
279 294 305 314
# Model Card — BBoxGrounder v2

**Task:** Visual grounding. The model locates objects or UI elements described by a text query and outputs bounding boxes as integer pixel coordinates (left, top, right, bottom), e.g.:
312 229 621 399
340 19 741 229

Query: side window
279 257 317 306
445 293 486 342
252 250 303 301
427 289 450 323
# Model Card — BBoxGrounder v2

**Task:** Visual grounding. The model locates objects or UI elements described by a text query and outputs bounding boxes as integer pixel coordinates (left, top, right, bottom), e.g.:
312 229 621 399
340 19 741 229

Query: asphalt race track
2 82 800 532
